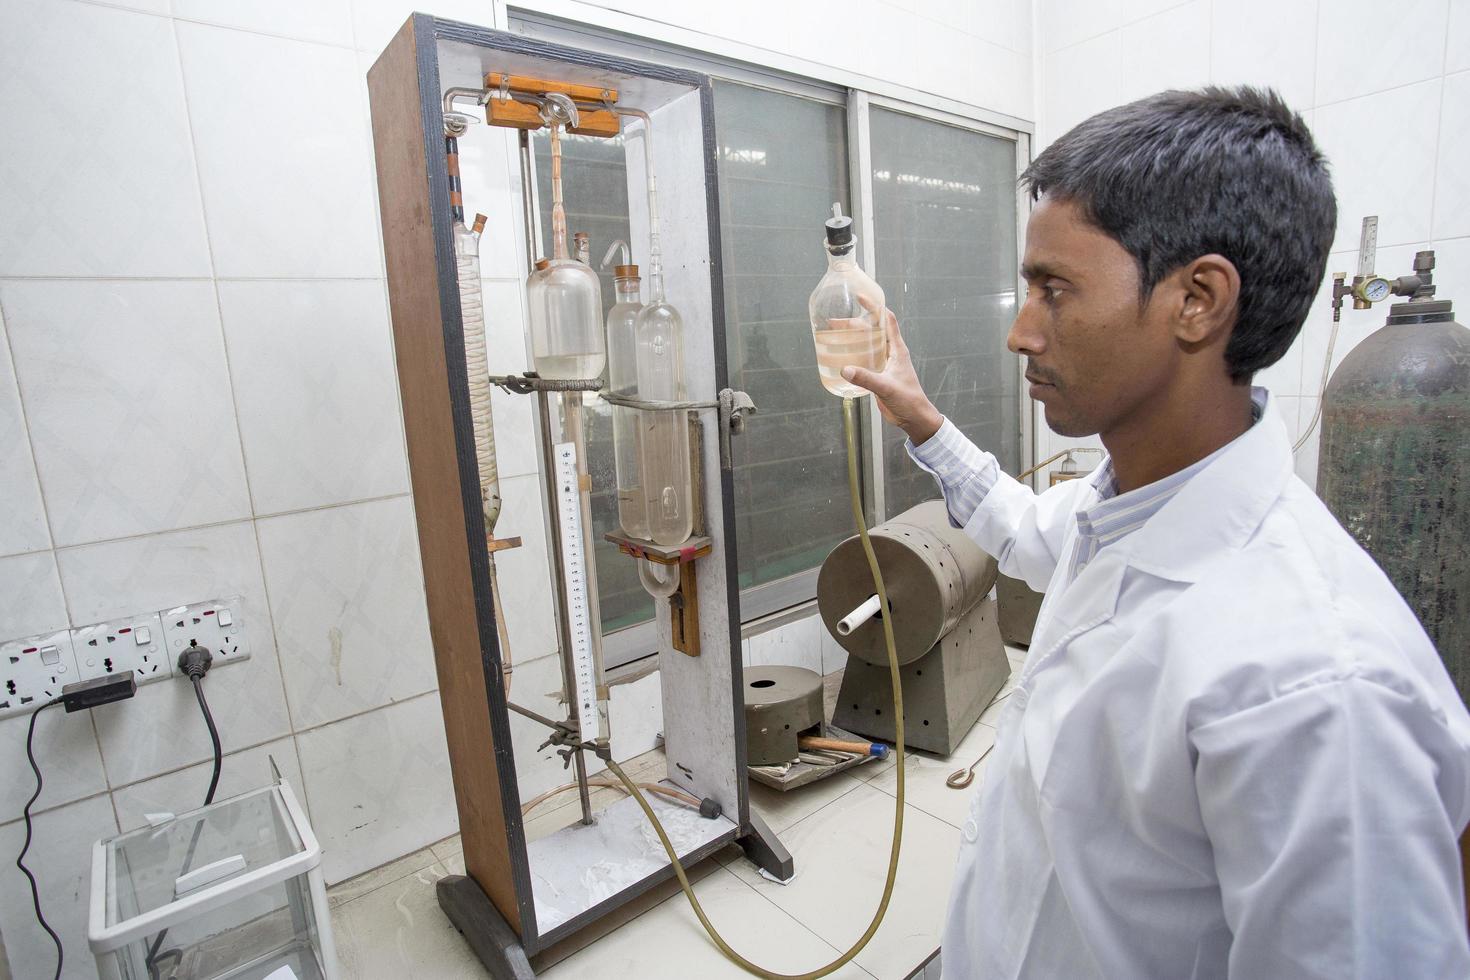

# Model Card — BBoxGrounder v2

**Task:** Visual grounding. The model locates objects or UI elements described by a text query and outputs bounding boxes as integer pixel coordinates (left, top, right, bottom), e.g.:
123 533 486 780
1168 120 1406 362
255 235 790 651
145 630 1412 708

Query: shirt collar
1106 387 1293 583
1086 389 1267 503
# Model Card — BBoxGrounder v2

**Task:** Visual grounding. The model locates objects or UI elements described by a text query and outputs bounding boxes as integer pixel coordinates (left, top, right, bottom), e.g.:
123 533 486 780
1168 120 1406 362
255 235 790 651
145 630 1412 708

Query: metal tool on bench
817 501 1011 755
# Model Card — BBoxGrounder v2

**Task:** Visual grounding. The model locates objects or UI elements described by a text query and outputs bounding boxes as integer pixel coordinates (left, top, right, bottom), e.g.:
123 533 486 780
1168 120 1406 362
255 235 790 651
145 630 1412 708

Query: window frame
503 6 1033 658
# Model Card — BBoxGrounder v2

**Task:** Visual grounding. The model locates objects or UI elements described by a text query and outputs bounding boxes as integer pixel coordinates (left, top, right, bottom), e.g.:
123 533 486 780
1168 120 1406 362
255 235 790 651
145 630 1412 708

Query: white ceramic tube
836 594 881 636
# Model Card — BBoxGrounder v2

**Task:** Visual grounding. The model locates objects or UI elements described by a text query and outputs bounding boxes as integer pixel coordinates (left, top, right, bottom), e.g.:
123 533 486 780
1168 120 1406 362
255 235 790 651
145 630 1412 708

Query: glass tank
603 243 649 539
89 783 336 980
808 203 886 398
635 274 693 546
527 125 605 380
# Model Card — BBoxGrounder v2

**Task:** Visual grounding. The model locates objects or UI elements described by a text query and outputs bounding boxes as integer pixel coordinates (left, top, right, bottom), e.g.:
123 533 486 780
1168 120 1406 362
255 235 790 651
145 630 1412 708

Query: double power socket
0 597 251 720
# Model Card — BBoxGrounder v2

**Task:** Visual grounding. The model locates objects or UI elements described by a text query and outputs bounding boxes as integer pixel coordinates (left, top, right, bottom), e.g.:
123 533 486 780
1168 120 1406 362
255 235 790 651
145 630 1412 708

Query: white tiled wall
1033 0 1470 490
0 1 1034 976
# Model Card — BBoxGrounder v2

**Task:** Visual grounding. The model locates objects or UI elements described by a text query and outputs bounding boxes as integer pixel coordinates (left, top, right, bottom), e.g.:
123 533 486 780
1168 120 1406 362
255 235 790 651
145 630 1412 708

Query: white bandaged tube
456 214 500 529
836 594 881 635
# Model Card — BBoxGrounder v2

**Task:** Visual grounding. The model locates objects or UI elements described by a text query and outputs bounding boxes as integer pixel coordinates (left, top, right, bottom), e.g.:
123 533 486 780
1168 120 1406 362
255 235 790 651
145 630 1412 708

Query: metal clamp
539 91 580 130
488 372 603 395
536 721 581 753
718 388 757 471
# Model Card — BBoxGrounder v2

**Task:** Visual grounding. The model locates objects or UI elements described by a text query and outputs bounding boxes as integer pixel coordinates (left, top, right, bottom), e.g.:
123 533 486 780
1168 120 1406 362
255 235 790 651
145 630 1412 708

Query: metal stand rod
536 389 594 827
570 746 593 827
518 129 538 269
507 700 571 734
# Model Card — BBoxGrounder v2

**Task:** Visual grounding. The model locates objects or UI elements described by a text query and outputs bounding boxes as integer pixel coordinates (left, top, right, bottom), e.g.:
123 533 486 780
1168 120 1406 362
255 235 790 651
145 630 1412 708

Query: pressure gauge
1355 275 1392 304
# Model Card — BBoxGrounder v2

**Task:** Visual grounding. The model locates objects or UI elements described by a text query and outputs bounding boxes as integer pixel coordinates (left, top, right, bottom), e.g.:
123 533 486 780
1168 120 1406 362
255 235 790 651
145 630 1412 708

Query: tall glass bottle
808 203 887 397
635 269 694 546
605 255 649 539
526 127 605 380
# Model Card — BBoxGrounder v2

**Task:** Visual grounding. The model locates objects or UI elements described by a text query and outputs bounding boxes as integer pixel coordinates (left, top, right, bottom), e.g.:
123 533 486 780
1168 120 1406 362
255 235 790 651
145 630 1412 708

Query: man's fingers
841 365 890 397
884 308 908 355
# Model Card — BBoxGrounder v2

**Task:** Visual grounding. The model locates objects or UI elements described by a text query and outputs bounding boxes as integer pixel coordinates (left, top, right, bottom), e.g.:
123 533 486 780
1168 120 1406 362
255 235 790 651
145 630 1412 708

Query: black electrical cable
146 647 223 977
191 673 222 806
19 699 65 980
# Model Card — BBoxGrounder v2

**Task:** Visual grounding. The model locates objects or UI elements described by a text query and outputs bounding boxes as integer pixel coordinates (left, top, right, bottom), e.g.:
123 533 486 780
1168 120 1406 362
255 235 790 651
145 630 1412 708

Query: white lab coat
941 396 1470 978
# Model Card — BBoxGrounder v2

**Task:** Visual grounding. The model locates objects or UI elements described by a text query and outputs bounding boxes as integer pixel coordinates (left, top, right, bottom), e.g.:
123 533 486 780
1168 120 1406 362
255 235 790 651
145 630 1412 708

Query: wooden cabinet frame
367 15 787 974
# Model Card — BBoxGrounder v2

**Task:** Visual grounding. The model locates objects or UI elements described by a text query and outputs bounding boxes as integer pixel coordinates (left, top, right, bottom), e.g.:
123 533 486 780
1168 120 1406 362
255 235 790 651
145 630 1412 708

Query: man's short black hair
1021 86 1335 381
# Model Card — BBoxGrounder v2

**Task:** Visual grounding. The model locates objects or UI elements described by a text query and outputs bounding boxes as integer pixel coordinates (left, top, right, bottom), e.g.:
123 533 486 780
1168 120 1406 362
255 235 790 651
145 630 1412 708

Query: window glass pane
713 81 853 593
870 109 1020 516
532 130 653 634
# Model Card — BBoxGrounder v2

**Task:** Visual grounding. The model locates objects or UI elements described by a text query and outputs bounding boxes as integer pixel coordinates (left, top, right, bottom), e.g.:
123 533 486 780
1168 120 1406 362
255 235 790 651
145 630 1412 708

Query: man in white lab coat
843 87 1470 977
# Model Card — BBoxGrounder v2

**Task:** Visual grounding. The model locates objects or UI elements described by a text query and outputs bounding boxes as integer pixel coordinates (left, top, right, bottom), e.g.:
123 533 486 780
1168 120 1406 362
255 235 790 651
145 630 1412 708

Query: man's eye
1025 283 1062 304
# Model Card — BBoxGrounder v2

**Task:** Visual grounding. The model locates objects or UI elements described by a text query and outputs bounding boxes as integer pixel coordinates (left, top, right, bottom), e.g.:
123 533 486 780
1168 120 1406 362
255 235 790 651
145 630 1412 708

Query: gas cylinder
1318 250 1469 702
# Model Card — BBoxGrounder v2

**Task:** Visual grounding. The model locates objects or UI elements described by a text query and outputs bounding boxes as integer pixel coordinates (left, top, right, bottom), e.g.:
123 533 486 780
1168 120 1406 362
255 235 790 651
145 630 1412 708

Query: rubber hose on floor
607 395 904 979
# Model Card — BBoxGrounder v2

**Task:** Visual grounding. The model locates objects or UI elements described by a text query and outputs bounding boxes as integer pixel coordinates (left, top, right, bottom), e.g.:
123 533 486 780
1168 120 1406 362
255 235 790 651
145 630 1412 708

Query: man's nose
1008 297 1046 357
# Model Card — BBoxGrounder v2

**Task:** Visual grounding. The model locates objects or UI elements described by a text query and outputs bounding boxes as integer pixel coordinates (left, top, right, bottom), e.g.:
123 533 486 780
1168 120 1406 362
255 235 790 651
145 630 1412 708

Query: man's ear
1174 254 1240 347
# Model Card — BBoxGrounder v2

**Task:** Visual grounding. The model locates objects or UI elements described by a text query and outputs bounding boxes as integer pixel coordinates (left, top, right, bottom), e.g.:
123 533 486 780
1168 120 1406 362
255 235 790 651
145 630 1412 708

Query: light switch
135 627 151 645
40 645 60 666
217 609 233 627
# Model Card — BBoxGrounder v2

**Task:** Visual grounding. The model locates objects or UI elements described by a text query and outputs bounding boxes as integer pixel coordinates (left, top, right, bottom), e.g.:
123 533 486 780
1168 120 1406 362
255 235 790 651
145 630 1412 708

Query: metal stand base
996 573 1044 647
833 598 1009 755
736 809 794 881
437 875 536 979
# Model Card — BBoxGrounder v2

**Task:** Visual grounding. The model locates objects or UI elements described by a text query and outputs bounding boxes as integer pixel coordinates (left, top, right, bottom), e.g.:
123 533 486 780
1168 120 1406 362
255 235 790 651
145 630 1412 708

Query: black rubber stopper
825 213 854 252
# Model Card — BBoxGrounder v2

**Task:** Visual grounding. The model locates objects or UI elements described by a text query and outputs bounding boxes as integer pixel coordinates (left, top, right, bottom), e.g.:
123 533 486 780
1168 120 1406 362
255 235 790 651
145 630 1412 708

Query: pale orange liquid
813 321 886 397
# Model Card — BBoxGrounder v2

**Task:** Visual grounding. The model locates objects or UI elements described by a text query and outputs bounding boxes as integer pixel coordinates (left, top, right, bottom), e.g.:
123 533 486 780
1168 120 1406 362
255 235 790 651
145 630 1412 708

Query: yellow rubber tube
607 395 904 979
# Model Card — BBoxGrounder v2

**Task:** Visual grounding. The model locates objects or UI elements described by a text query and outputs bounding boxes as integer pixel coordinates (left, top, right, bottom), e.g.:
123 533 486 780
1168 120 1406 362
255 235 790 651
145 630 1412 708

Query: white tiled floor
325 658 1024 979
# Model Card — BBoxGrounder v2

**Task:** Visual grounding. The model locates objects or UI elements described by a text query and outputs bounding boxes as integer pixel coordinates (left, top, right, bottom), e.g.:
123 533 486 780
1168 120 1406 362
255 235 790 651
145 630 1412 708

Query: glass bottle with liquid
606 260 649 539
635 271 694 546
808 203 887 397
527 261 605 380
526 132 605 380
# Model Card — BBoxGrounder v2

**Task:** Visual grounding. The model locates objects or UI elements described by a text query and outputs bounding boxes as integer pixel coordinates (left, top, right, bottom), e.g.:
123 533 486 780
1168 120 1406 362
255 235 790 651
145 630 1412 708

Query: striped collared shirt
908 389 1267 583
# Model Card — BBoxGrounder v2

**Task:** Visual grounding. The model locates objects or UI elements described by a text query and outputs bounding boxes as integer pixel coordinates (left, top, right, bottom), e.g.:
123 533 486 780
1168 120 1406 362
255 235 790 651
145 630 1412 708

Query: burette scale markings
554 441 601 743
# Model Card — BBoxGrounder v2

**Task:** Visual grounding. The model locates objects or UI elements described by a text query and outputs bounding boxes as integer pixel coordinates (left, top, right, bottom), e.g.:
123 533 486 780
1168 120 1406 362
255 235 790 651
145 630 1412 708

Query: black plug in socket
61 674 137 712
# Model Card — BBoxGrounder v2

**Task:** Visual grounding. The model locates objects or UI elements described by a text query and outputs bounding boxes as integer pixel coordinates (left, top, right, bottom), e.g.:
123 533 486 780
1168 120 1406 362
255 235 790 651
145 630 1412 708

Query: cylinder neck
1388 298 1455 325
826 243 857 265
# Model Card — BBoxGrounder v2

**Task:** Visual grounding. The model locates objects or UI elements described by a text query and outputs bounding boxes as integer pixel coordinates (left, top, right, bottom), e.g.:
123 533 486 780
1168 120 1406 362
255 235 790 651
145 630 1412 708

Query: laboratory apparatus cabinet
366 14 782 976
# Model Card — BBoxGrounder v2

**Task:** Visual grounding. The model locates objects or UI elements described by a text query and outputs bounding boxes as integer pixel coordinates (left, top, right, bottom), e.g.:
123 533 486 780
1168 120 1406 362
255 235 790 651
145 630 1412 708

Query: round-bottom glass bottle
808 204 887 397
635 285 693 546
606 263 649 539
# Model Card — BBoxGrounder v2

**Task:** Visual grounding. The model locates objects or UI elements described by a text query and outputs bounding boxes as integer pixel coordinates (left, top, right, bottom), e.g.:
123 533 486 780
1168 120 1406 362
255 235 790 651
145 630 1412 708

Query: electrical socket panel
74 612 172 687
0 597 250 719
161 597 251 669
0 629 81 720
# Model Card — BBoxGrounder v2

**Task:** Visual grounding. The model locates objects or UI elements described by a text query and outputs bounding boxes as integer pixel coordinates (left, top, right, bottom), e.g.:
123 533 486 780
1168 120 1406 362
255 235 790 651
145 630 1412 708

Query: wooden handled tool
797 735 889 759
